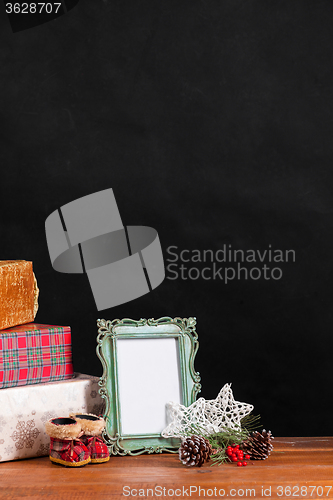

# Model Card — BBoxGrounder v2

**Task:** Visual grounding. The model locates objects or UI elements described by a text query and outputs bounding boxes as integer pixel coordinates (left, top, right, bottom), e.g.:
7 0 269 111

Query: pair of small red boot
45 413 110 467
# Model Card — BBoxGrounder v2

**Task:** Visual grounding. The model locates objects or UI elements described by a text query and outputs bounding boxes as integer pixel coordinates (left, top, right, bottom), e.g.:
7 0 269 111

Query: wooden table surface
0 437 332 500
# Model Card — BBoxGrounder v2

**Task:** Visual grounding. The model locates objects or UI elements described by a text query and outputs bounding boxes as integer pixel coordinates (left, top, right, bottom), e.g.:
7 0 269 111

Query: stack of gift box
0 260 104 463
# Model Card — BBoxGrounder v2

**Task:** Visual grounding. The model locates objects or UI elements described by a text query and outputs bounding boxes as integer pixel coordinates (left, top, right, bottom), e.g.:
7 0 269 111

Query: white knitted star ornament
161 384 253 438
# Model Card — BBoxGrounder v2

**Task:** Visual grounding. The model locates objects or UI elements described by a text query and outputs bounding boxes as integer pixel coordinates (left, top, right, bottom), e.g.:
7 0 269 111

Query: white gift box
0 373 104 463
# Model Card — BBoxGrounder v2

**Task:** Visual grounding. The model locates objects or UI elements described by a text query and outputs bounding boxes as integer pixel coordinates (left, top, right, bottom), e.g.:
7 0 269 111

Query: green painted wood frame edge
96 316 201 455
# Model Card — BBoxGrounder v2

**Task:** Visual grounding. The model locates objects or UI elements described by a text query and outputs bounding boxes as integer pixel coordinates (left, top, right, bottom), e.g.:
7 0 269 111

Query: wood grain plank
0 438 332 499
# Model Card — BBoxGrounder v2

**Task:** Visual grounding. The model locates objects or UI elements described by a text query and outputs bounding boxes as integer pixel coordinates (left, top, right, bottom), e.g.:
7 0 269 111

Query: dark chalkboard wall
1 0 333 437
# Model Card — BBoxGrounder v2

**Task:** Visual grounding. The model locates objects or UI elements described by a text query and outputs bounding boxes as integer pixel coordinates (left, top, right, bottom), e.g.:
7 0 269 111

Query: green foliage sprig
180 413 261 466
240 413 261 432
208 426 250 465
209 414 261 465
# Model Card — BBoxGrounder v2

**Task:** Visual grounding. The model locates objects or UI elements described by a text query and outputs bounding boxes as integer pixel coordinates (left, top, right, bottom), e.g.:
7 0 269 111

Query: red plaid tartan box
0 323 74 389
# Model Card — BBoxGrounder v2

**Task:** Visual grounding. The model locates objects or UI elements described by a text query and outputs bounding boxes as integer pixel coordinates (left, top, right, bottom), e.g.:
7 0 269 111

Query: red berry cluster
226 444 250 467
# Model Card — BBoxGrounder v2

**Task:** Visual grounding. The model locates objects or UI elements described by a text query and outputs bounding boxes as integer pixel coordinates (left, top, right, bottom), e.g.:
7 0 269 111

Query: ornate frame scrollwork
96 317 201 455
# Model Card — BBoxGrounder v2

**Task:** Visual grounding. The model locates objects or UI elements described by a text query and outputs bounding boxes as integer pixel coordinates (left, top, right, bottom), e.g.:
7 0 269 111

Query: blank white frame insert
116 337 182 435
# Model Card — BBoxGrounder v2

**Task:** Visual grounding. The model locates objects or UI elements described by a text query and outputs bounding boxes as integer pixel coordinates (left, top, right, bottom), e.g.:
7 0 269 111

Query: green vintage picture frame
96 316 201 455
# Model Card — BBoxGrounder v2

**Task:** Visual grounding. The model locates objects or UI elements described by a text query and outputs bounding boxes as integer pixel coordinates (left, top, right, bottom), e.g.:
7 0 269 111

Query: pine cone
179 435 212 467
241 430 274 460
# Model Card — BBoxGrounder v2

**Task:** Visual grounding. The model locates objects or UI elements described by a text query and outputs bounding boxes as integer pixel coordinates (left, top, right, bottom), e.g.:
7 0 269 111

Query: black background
1 0 333 437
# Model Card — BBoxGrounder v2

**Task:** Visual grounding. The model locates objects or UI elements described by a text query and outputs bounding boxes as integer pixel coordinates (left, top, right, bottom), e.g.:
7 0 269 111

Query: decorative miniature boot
45 417 91 467
70 413 110 463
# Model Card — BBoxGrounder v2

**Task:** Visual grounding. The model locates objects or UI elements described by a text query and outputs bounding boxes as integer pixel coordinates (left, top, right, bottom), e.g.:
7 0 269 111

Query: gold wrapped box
0 260 39 331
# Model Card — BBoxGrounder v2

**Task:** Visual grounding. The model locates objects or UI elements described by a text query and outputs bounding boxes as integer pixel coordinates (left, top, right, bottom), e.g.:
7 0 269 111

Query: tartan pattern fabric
80 435 110 463
50 437 91 466
0 323 74 389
